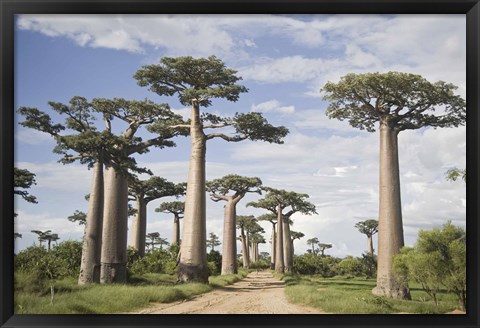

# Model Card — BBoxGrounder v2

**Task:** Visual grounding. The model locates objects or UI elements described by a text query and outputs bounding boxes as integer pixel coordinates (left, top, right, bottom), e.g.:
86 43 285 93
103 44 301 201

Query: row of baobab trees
17 55 465 301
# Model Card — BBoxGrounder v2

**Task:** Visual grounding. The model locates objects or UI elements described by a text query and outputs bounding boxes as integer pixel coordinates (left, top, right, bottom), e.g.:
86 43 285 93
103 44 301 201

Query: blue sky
14 14 466 257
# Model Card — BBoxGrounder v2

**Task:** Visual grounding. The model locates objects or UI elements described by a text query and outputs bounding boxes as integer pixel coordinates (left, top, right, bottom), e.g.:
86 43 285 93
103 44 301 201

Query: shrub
207 250 222 276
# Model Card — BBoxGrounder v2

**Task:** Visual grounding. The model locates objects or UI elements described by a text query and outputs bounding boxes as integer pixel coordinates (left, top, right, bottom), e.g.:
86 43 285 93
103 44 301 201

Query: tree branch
206 133 247 141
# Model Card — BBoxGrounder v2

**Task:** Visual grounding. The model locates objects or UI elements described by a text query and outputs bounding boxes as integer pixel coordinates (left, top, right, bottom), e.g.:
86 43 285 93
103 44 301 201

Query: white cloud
251 100 295 114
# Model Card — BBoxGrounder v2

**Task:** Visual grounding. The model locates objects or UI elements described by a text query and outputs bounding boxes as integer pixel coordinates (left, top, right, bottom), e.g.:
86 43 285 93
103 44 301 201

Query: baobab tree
31 230 59 251
258 213 277 269
128 176 183 256
135 56 288 282
307 237 319 255
318 243 332 256
250 232 266 263
247 188 316 273
17 97 170 284
155 201 185 245
145 232 160 252
355 219 379 257
236 215 256 268
206 174 262 275
290 230 305 258
322 72 465 299
91 98 184 283
207 232 221 252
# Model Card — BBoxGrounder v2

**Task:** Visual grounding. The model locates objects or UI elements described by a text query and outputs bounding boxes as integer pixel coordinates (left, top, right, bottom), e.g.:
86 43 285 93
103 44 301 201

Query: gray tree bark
100 165 129 283
129 199 147 256
270 222 276 269
221 201 237 275
178 102 209 283
275 210 284 273
172 215 180 245
283 219 293 272
240 228 250 269
372 122 411 299
78 161 104 284
367 235 374 256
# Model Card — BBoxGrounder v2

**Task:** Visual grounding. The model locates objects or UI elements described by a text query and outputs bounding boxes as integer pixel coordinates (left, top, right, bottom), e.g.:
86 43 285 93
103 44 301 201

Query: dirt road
130 271 326 314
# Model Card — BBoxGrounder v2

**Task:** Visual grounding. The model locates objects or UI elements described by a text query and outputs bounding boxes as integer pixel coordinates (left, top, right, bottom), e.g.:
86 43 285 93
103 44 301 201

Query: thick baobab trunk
100 165 129 283
172 216 180 245
78 161 104 284
270 222 276 269
367 235 374 256
245 233 250 261
275 211 284 273
372 123 410 299
221 201 237 275
283 219 292 272
291 239 295 259
129 198 147 256
178 102 209 283
241 228 250 268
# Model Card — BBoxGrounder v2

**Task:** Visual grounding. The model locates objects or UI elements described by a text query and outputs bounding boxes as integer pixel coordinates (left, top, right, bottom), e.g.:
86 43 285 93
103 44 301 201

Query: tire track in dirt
129 271 326 314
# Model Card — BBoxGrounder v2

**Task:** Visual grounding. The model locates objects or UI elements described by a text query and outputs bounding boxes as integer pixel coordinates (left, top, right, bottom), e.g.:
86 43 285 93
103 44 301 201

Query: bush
293 254 340 277
207 250 222 276
249 259 270 270
50 241 82 278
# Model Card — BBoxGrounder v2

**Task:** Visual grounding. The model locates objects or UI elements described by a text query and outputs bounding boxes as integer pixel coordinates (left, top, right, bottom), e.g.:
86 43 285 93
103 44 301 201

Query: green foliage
206 174 262 198
354 219 378 237
207 250 222 275
230 112 289 144
67 210 86 225
247 188 317 219
127 248 177 276
249 259 270 270
393 222 466 310
134 55 248 107
446 167 466 182
337 256 365 277
14 167 37 204
322 72 466 132
129 176 184 203
156 201 185 216
283 275 460 314
207 233 221 252
15 241 82 283
293 253 340 277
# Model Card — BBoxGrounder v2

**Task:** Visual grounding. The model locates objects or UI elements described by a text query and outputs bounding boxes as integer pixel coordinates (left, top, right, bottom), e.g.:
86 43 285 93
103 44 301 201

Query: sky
14 14 466 258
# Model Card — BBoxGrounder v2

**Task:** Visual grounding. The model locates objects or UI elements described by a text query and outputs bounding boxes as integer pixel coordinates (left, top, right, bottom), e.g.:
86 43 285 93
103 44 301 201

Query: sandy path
129 271 326 314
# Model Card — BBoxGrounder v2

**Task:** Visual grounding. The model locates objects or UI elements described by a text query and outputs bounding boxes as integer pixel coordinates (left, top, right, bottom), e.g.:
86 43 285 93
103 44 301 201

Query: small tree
206 174 262 274
393 222 466 310
290 230 305 258
247 188 316 273
128 176 183 256
318 243 332 256
207 232 221 252
306 237 319 255
322 72 465 299
156 201 185 246
355 219 378 256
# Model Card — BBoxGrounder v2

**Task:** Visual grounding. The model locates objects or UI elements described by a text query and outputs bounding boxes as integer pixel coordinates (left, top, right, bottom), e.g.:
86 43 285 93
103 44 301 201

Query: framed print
1 0 479 327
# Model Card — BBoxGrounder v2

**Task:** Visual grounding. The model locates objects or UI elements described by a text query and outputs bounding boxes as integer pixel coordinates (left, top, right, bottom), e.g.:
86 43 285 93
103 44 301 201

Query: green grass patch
15 269 250 314
281 274 460 314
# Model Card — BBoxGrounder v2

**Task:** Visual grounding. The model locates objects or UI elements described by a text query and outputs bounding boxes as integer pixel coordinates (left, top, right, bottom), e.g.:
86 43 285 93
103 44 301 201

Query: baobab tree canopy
134 56 248 107
206 175 262 200
248 188 317 216
355 220 379 237
322 72 466 132
14 167 37 205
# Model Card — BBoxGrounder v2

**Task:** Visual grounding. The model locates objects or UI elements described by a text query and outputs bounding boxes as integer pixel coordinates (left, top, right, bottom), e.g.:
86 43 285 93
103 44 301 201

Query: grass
279 274 462 314
14 269 250 314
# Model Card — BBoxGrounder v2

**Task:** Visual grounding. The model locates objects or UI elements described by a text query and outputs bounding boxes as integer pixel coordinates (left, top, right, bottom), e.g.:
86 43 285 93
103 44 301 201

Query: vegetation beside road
280 274 460 314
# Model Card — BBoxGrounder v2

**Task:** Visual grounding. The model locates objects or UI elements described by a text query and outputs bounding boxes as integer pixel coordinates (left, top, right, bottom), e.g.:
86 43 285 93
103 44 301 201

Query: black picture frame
1 1 479 327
